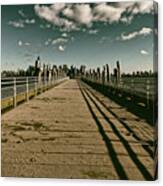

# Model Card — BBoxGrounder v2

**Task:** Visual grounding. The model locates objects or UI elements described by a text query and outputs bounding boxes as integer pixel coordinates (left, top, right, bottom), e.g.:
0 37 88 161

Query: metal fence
82 76 157 111
84 76 157 101
1 76 69 110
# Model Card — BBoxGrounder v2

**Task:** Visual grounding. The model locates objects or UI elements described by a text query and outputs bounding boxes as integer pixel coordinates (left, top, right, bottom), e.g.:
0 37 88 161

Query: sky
1 1 157 73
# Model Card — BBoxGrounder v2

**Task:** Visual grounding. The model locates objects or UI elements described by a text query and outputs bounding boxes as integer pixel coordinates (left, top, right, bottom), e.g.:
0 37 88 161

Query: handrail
1 76 69 109
82 77 157 109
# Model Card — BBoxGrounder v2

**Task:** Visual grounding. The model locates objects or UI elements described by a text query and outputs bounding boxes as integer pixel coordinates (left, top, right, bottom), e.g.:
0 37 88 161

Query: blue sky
1 1 157 73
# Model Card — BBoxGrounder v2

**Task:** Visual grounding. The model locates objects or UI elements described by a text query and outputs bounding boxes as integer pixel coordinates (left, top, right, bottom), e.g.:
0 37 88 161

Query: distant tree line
1 69 27 77
1 64 69 78
1 61 157 79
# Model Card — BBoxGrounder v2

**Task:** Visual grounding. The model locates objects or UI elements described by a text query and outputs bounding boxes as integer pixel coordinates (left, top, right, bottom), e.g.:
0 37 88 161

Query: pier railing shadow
81 81 155 159
78 81 154 180
81 78 157 126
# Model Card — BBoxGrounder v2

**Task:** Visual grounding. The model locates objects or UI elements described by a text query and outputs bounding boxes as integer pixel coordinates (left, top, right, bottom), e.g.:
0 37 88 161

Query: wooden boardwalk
1 79 155 180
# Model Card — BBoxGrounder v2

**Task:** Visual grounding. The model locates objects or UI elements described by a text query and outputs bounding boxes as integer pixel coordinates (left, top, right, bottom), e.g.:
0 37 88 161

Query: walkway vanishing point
1 79 155 180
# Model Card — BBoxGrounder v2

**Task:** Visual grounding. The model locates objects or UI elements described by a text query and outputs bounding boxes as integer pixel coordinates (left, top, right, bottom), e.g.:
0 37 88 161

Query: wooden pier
1 79 156 180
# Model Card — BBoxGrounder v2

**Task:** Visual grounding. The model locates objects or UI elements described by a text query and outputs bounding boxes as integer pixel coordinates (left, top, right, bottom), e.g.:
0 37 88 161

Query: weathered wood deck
1 79 155 180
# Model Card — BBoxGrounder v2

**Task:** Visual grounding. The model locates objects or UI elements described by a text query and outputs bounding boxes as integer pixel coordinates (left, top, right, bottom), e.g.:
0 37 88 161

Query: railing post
45 77 47 90
146 79 150 108
53 75 55 85
131 79 134 91
13 77 17 107
35 77 37 96
26 77 29 101
42 77 44 92
131 79 134 102
52 75 54 85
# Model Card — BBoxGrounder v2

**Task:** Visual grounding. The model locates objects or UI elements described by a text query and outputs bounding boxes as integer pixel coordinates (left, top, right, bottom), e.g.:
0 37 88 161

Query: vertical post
35 77 37 96
38 71 42 84
102 66 106 85
146 79 150 108
106 64 110 85
44 74 46 91
43 64 47 91
131 79 134 102
26 77 29 101
130 79 134 93
46 65 48 89
114 68 117 86
41 76 44 92
102 69 105 86
49 69 52 87
116 61 121 85
53 74 55 85
13 77 17 107
131 79 134 90
97 68 100 83
38 72 42 93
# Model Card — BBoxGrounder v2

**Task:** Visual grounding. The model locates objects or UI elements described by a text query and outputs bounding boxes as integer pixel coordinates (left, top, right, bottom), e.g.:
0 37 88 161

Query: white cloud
44 38 52 46
58 45 65 52
82 28 87 32
93 3 123 23
34 2 154 32
46 24 51 28
18 10 26 18
51 3 66 13
64 4 93 25
24 42 31 46
34 4 79 32
8 20 24 28
119 27 152 41
18 40 23 46
62 6 74 18
139 27 153 35
40 24 44 29
39 24 51 29
62 33 68 37
44 37 69 47
45 41 49 46
17 40 31 47
117 1 153 14
141 50 149 55
24 19 35 24
52 38 68 45
8 18 35 28
117 1 153 22
88 29 98 34
34 4 59 24
133 1 153 14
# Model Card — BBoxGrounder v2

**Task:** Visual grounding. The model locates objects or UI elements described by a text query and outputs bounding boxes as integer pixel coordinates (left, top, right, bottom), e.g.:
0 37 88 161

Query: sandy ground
1 79 155 180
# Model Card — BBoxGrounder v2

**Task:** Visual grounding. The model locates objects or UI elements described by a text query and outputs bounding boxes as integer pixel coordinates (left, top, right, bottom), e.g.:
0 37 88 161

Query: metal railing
83 76 157 100
1 75 69 110
82 76 157 110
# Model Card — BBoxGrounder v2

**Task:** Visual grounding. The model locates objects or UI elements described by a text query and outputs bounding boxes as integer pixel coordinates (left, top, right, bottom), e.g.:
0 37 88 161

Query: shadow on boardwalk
81 79 157 126
78 81 154 180
82 83 154 159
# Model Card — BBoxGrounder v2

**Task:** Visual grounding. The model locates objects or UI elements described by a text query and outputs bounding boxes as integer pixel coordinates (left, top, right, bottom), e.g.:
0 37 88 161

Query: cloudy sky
1 1 157 73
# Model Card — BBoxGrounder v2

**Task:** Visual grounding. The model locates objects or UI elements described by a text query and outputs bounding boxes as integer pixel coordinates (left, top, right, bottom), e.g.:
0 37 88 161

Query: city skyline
1 1 157 73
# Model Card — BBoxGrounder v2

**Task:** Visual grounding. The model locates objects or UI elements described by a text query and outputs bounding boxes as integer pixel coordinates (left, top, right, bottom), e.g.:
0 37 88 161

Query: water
1 83 36 99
